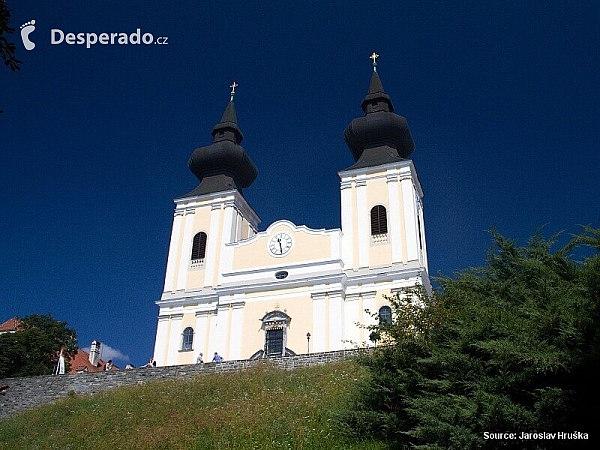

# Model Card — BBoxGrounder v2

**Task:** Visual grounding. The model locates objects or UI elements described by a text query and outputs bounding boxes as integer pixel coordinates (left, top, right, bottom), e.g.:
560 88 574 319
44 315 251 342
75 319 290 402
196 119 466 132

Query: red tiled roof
68 349 119 374
0 317 22 333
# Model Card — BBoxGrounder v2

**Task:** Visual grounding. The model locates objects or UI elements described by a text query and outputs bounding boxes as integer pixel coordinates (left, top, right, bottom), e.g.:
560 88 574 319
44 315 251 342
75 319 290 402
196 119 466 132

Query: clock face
268 232 293 256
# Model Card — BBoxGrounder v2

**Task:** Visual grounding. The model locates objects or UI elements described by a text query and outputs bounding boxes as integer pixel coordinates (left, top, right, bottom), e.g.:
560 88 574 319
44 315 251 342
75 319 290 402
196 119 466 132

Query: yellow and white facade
153 68 431 366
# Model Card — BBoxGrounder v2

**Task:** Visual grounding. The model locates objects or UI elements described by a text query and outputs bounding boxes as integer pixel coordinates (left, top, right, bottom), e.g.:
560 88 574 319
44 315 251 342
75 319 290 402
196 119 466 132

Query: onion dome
343 55 415 170
184 83 258 197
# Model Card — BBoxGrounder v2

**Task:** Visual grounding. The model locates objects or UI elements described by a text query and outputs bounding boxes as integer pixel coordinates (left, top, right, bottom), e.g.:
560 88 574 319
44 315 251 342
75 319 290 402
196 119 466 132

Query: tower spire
342 57 415 169
183 85 258 197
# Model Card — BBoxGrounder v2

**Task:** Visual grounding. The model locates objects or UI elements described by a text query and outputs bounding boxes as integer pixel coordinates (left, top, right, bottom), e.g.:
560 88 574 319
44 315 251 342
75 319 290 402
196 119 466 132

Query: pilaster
153 315 170 367
356 177 369 268
401 170 419 262
163 210 184 292
361 291 377 347
311 292 327 352
228 301 245 360
328 290 345 350
212 303 231 359
386 170 404 263
203 202 222 287
176 208 196 290
194 311 210 363
343 293 361 348
167 314 184 366
340 179 355 269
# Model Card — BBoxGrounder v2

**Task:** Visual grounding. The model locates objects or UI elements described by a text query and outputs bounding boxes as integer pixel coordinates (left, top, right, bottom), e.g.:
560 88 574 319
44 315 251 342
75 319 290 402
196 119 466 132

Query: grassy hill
0 360 385 449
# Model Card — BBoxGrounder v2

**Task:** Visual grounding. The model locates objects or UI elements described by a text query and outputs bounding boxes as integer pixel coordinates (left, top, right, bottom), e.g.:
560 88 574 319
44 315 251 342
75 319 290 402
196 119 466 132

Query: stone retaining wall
0 349 362 421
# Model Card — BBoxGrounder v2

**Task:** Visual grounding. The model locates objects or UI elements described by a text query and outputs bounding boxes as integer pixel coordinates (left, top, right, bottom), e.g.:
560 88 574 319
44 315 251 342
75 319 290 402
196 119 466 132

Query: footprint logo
20 20 36 51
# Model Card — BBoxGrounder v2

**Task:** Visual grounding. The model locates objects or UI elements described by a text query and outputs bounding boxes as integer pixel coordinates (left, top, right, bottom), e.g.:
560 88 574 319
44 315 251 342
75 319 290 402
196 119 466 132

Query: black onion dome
184 101 258 197
343 71 415 169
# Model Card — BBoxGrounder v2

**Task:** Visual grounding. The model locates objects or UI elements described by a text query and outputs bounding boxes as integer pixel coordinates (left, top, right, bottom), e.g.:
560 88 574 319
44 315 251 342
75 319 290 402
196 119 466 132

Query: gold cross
230 81 238 101
369 52 379 71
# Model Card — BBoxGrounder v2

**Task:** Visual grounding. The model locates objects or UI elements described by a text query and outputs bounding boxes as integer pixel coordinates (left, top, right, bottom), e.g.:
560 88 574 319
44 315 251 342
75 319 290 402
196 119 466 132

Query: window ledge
190 259 205 269
371 233 388 244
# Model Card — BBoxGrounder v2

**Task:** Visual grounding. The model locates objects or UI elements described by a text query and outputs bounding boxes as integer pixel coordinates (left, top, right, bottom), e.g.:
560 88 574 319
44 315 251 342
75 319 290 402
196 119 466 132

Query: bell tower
339 54 430 292
162 83 259 294
154 84 260 366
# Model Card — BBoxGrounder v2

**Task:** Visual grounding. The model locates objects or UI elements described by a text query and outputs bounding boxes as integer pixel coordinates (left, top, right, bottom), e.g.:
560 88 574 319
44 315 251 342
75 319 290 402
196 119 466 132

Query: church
152 55 431 366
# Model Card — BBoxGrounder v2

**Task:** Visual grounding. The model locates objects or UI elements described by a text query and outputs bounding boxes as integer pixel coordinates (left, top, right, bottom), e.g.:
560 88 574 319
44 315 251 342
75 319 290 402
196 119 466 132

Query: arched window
191 232 207 261
370 205 388 236
181 327 194 351
378 306 392 325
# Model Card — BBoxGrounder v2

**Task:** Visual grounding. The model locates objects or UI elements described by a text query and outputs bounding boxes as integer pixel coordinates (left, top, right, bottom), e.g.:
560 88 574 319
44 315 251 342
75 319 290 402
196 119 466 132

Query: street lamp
306 332 311 354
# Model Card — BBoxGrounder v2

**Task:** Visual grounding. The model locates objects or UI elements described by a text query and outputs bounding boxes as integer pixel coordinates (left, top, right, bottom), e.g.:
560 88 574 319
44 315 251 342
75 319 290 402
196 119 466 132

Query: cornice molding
217 271 346 296
227 220 341 248
173 190 261 226
222 257 343 278
338 160 424 198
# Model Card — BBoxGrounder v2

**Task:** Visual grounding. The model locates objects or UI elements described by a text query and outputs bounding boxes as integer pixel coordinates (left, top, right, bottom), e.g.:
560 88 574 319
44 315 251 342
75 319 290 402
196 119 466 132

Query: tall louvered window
191 232 207 261
370 205 388 239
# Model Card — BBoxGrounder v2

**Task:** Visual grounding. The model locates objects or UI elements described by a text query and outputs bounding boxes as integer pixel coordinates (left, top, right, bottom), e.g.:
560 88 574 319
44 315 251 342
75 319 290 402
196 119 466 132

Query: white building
153 62 430 366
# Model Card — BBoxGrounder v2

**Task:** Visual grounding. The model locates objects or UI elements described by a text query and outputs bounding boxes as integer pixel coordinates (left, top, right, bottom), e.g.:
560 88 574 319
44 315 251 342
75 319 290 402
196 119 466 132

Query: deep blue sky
2 1 599 367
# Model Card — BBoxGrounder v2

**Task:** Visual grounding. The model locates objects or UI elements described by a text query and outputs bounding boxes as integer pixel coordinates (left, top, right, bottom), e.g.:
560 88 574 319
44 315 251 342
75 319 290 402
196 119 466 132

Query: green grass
0 360 386 449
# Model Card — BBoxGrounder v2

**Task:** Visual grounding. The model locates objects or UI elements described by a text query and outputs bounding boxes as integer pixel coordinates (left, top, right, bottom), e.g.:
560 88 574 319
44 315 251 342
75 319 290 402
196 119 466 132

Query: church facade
153 62 430 366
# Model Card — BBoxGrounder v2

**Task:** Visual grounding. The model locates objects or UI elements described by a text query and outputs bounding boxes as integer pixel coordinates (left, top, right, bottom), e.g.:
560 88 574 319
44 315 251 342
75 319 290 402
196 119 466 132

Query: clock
268 232 293 256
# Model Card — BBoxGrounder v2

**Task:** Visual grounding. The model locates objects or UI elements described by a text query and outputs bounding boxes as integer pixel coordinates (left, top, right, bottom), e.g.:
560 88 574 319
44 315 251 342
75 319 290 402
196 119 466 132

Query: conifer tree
0 0 21 72
348 227 600 449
